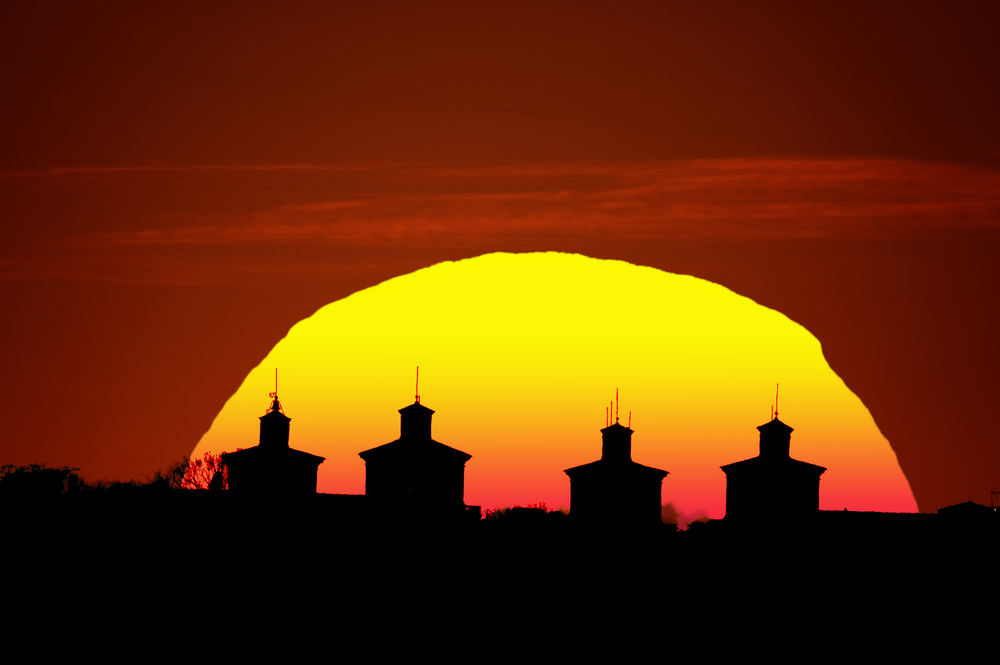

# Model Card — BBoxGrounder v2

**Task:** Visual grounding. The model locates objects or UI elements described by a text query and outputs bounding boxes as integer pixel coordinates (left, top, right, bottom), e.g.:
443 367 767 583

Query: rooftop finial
267 368 281 412
415 366 420 404
615 388 620 423
774 382 780 420
628 410 631 428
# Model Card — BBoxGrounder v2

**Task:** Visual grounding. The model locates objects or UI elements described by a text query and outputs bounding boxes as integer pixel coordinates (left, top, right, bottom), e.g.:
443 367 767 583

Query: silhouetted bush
181 451 225 490
483 503 550 521
0 464 82 497
149 458 189 490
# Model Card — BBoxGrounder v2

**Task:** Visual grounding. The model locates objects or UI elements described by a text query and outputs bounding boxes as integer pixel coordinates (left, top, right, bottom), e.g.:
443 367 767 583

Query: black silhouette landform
3 384 997 613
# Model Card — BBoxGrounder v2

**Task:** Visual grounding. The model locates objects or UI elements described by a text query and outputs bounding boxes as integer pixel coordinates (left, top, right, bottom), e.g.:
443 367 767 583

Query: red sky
2 1 999 512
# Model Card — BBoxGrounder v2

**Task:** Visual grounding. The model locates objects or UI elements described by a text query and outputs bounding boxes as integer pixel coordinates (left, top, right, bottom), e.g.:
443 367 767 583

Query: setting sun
193 252 916 522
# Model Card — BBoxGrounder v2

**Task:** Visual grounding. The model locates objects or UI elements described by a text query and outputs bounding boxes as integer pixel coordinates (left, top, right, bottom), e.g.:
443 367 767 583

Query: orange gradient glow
193 252 916 522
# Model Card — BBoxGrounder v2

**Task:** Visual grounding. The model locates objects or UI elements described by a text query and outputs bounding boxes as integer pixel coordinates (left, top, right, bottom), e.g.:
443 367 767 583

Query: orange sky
1 2 999 512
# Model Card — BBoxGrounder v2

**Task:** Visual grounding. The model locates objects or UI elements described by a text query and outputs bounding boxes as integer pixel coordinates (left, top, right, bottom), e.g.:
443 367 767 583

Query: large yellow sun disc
193 252 916 522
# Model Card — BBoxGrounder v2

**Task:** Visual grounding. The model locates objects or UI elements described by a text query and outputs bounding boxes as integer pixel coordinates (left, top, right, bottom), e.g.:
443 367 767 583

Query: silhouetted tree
150 458 189 490
0 464 82 497
182 451 225 490
145 452 225 490
482 503 551 521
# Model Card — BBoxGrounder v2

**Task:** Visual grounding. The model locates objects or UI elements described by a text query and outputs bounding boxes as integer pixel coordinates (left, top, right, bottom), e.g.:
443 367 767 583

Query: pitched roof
721 455 826 475
398 401 435 415
564 458 668 479
757 417 794 434
222 445 325 465
358 437 471 463
937 500 996 516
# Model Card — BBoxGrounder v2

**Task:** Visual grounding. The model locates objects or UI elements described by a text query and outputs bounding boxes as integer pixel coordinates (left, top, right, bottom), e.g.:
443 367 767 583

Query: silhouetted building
937 500 998 523
221 394 325 495
358 398 473 517
721 417 826 522
564 421 668 526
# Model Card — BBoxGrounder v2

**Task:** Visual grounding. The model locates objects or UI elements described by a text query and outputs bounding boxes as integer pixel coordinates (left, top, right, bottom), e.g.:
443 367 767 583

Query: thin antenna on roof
628 410 632 428
774 383 780 420
615 388 620 423
415 366 420 404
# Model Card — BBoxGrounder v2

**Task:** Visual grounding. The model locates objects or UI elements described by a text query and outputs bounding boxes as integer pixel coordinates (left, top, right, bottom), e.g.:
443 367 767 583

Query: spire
400 370 433 439
601 390 633 463
268 368 282 413
757 382 792 457
259 370 290 449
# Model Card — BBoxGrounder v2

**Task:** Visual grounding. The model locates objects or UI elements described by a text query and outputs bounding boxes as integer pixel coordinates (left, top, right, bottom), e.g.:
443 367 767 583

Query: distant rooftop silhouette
358 393 472 515
564 407 668 526
221 390 325 495
721 415 826 522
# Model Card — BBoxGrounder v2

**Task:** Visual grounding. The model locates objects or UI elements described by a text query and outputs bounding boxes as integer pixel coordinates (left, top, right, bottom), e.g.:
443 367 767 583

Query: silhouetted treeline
3 463 997 647
3 461 998 589
3 463 995 552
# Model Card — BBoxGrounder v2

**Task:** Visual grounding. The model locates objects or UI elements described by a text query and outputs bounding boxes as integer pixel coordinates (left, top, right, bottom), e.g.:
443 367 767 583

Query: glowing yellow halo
193 252 916 522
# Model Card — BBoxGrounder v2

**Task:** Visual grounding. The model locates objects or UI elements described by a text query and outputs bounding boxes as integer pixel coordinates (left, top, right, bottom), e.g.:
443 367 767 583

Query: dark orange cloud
0 157 991 286
66 158 1000 254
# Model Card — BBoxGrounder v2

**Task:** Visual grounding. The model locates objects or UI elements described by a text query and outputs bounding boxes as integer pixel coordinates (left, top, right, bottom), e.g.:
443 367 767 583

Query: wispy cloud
0 163 412 179
84 157 1000 249
4 157 999 283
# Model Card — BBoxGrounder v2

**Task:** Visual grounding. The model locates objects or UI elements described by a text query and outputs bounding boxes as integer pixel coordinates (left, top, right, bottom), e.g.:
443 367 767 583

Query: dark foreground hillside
5 492 996 608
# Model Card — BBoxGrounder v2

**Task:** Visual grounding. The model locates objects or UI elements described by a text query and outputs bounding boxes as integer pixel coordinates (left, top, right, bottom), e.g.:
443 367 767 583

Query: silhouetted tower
564 410 668 526
221 391 326 495
720 416 826 522
358 396 472 517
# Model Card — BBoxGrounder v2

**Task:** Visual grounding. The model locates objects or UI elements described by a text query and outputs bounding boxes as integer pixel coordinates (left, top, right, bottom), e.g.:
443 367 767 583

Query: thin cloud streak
0 163 417 179
84 157 1000 248
6 156 999 283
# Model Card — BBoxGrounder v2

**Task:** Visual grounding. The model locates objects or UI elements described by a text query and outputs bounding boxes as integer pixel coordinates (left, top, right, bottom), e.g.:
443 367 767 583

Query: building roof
260 408 290 423
398 401 435 416
600 422 633 436
937 500 996 517
359 398 470 463
222 445 326 465
358 436 471 463
757 417 793 434
564 458 668 480
720 455 826 475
